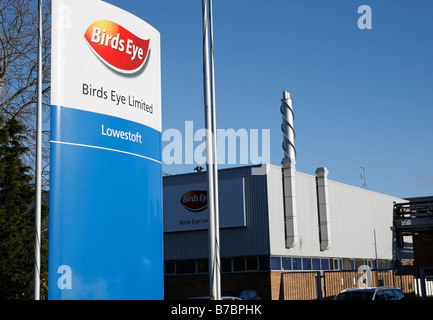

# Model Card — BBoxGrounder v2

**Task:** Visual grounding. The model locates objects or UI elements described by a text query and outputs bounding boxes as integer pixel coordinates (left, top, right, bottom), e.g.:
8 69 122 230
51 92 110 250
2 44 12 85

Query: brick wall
164 269 419 300
164 272 271 300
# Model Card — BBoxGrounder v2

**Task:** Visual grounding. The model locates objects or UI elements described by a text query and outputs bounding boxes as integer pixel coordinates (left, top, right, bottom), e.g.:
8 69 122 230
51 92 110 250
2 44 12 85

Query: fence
282 267 433 300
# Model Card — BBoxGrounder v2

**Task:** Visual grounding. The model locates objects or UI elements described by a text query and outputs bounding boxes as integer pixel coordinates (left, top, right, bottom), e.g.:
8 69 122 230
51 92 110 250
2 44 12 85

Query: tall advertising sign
49 0 162 299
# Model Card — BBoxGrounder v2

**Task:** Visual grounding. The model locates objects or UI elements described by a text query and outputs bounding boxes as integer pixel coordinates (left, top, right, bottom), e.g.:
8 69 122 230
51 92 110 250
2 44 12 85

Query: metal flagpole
202 0 221 300
208 0 221 299
34 0 43 300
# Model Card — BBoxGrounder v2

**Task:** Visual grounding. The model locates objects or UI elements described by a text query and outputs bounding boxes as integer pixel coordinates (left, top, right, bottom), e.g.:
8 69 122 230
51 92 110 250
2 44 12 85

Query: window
330 258 340 270
246 257 258 271
377 260 387 270
293 257 302 270
312 258 321 270
197 259 208 273
258 256 269 271
393 290 405 300
166 256 271 275
282 257 292 271
233 257 245 272
375 290 393 300
354 259 362 271
321 258 330 270
270 257 281 271
165 261 175 275
374 289 405 300
342 258 351 270
366 260 372 269
176 260 195 274
222 258 232 273
302 258 312 270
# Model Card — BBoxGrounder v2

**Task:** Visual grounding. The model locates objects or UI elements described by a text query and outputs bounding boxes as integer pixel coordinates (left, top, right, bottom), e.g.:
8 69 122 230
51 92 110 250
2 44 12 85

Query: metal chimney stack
281 91 296 163
281 91 298 248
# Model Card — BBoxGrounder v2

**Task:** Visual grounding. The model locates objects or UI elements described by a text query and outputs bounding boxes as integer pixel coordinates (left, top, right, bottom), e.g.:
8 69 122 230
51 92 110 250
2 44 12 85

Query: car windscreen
334 291 375 300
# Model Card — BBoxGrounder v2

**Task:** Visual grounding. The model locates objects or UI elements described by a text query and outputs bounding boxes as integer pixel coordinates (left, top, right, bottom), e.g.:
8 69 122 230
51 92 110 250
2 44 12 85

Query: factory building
162 92 409 299
163 164 405 299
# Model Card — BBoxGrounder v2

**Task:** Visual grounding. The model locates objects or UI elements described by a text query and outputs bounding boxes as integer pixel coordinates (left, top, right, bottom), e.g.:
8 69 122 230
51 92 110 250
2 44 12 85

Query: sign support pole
209 0 221 300
34 0 43 301
202 0 221 300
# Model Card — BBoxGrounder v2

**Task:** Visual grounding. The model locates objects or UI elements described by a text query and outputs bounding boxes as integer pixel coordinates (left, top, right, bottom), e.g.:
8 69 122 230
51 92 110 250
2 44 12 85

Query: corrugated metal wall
164 164 406 262
267 165 405 260
327 180 401 260
163 165 271 260
268 167 322 256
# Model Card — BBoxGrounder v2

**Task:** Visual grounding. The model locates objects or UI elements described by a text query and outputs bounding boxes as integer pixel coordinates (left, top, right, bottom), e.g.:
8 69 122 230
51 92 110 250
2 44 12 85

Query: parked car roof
333 286 405 300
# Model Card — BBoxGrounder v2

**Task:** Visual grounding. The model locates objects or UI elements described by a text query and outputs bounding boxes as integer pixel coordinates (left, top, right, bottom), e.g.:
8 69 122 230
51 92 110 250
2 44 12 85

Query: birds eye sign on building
49 0 162 300
163 179 246 232
180 190 208 212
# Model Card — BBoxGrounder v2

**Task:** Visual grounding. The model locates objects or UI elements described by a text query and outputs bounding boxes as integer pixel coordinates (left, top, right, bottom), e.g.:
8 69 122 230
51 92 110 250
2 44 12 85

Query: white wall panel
268 165 404 260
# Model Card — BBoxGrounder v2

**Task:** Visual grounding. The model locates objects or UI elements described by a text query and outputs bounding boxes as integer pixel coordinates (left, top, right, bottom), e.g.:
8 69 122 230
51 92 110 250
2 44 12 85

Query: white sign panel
51 0 161 131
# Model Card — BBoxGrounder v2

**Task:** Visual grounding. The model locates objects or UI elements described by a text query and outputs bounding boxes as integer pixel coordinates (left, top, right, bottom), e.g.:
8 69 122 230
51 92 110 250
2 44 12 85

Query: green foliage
0 117 48 299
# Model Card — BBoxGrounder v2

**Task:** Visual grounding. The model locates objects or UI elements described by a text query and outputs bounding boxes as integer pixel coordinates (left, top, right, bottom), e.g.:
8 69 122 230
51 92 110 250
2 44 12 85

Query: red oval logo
180 190 208 212
84 20 150 74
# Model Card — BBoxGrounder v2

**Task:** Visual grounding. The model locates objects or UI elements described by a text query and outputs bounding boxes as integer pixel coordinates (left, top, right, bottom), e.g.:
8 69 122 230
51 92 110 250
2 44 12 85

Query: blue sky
104 0 433 199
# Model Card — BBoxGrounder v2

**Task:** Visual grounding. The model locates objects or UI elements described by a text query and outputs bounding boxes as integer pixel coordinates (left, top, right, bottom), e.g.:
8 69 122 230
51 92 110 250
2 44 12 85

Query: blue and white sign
48 0 162 299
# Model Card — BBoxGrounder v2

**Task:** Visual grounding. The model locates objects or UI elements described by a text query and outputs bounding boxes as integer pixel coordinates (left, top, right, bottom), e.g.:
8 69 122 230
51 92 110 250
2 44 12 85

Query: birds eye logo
84 20 150 74
180 190 208 212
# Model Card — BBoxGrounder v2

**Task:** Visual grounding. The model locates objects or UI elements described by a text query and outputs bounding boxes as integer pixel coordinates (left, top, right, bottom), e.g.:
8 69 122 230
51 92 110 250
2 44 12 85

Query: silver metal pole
34 0 43 301
208 0 221 300
202 0 220 300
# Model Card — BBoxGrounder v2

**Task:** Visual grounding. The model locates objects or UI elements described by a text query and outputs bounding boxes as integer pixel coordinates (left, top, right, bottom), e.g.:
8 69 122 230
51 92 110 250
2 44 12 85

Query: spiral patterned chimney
281 91 296 164
280 91 298 248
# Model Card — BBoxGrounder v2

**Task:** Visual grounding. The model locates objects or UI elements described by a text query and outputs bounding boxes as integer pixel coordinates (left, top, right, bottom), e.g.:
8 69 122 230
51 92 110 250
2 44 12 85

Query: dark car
239 290 261 300
333 286 406 300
